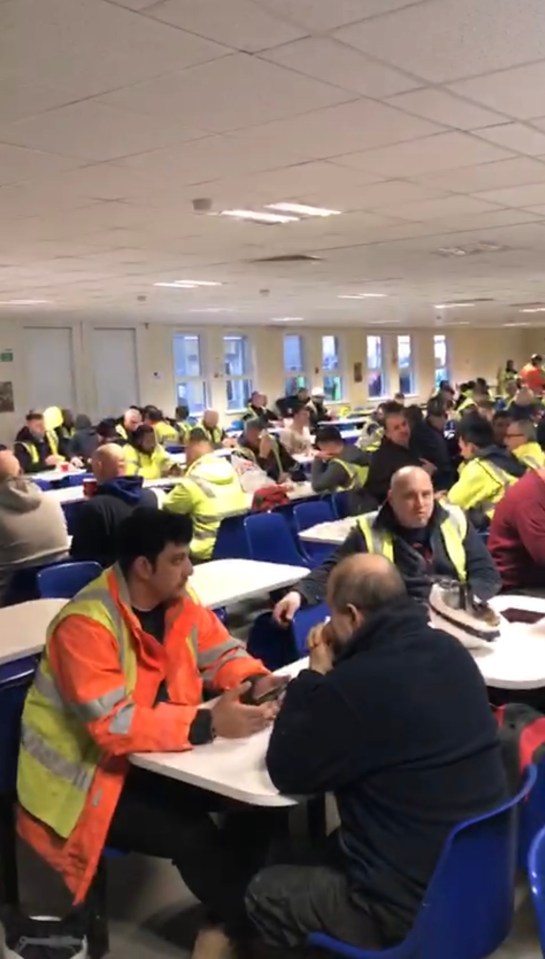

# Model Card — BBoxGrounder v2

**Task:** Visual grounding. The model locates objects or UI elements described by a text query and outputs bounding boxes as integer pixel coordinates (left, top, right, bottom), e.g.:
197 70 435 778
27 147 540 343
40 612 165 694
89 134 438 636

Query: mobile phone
501 608 544 625
248 679 290 706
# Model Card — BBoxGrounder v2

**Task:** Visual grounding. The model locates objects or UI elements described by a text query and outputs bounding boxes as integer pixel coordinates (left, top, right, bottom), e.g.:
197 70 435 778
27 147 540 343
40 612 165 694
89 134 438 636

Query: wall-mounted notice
0 381 14 412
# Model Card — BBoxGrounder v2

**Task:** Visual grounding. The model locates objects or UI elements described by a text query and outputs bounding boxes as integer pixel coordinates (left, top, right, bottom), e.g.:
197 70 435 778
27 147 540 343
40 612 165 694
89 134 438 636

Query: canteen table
24 467 86 485
190 559 309 609
471 594 545 691
0 599 67 666
299 517 357 546
132 657 309 807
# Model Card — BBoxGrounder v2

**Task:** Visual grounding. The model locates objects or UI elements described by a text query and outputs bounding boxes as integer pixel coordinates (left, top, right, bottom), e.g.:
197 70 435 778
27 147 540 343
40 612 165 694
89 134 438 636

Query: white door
92 328 139 419
24 327 76 411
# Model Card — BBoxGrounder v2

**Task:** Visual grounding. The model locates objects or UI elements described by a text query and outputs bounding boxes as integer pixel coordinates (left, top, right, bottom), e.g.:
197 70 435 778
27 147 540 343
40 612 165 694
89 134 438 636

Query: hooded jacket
70 477 157 568
447 445 526 526
0 477 69 602
267 601 506 944
14 426 59 474
69 415 100 463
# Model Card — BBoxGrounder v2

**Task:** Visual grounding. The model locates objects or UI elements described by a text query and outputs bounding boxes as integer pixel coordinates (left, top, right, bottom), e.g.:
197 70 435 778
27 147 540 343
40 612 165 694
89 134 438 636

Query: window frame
321 334 344 402
173 332 209 415
223 333 253 413
397 334 416 395
366 334 388 400
283 333 308 395
433 333 450 388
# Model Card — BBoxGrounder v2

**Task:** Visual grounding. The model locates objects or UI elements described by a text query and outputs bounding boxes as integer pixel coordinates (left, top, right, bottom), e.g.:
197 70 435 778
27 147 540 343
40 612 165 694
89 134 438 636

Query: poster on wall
0 381 14 413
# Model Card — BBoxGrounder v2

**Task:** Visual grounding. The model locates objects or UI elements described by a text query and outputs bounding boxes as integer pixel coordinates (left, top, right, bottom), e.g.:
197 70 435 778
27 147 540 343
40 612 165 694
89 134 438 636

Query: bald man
0 450 68 605
248 553 506 952
70 443 157 568
274 466 499 619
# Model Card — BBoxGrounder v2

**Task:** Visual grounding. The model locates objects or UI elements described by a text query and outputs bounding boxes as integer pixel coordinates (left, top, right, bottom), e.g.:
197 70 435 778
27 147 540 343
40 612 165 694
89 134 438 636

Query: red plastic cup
60 462 70 473
83 477 98 498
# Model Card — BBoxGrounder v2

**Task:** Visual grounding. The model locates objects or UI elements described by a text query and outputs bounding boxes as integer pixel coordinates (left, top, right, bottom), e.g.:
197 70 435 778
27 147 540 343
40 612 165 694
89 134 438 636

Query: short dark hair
175 404 189 420
532 354 543 363
427 396 447 418
458 414 494 448
382 401 405 421
26 410 43 423
292 401 309 416
405 404 423 428
329 555 406 615
97 418 118 439
492 410 511 422
117 508 193 576
188 427 209 443
143 405 162 423
132 424 155 445
316 425 343 445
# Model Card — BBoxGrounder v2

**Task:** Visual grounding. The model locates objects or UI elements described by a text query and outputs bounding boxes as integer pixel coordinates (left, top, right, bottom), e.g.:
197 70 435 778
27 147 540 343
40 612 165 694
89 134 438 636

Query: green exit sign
0 350 13 362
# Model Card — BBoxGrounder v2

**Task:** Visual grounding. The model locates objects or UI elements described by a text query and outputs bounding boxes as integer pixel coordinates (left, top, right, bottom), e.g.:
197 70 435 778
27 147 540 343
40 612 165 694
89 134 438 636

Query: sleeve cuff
188 709 214 745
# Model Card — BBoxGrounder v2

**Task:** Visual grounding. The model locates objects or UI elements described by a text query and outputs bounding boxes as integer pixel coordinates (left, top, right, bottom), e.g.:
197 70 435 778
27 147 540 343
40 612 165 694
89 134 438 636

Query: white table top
189 559 308 608
0 598 67 666
26 468 86 484
132 657 309 806
300 517 357 545
468 595 545 690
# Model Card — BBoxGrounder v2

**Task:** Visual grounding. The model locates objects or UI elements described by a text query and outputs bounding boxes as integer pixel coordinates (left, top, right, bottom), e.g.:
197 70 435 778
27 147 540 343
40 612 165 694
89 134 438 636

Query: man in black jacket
70 444 157 567
14 411 64 474
410 397 454 489
364 401 423 505
273 465 500 621
247 553 506 951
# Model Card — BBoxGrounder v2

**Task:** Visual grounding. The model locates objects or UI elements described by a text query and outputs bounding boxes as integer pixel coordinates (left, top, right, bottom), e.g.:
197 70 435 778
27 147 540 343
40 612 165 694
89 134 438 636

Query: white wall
0 316 534 445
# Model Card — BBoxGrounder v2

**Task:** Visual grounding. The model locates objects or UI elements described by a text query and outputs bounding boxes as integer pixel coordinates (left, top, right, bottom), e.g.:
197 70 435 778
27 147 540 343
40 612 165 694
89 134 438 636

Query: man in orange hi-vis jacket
17 508 285 959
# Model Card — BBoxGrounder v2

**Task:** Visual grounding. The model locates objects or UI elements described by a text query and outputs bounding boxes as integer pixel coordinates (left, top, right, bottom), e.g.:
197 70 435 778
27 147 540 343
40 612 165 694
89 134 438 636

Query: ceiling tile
385 88 505 130
232 99 443 161
426 209 542 232
0 81 79 124
334 0 545 83
0 100 208 162
473 122 545 156
474 182 545 207
379 194 502 222
105 0 159 8
261 38 419 97
253 0 416 32
145 0 306 52
335 131 513 177
0 142 82 187
97 53 350 134
449 62 545 121
412 157 545 194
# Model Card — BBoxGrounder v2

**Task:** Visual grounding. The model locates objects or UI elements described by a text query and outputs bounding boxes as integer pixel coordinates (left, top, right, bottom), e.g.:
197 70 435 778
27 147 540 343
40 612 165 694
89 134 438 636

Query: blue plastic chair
332 490 352 519
37 561 101 599
292 603 329 657
310 765 537 959
4 558 66 606
529 821 545 957
244 512 309 568
68 473 90 487
519 754 545 869
32 478 52 491
247 612 297 670
165 444 184 454
293 500 335 564
212 514 251 560
0 656 38 904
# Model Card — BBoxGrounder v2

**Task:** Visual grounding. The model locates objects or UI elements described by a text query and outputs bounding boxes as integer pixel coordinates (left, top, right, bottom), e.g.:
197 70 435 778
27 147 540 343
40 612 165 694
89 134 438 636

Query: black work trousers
106 767 287 934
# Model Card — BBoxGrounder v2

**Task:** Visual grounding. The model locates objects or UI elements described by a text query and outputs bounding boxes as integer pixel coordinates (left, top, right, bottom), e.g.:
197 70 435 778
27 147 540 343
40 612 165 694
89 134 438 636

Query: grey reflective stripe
33 669 65 711
187 475 219 498
72 686 127 722
192 527 214 540
524 455 541 469
73 587 127 669
188 625 198 660
203 648 249 682
198 638 244 670
108 703 135 735
21 724 94 793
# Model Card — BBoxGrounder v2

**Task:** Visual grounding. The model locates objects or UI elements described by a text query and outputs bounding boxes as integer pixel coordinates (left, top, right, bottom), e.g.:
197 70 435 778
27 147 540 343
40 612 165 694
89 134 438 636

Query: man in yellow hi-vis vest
273 466 500 622
14 410 65 474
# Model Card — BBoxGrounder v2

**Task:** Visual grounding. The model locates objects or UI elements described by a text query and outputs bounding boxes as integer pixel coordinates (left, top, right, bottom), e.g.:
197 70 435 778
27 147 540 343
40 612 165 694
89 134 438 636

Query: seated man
69 414 100 465
125 424 174 480
447 414 526 528
70 444 158 568
410 396 454 489
234 419 301 483
504 418 545 469
311 425 370 512
244 391 277 425
174 403 192 445
491 410 511 448
278 403 313 456
275 386 310 420
0 450 69 605
248 553 506 952
198 409 229 448
14 410 65 474
18 509 283 956
115 406 142 442
489 466 545 592
143 405 180 445
363 402 422 505
307 387 330 429
274 466 500 620
164 431 247 561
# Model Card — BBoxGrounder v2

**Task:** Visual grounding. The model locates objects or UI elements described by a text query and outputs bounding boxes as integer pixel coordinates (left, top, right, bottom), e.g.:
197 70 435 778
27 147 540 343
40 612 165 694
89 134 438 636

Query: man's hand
45 454 63 466
70 457 84 469
307 623 335 675
210 683 277 739
313 449 332 460
273 591 301 625
222 437 236 448
247 674 290 705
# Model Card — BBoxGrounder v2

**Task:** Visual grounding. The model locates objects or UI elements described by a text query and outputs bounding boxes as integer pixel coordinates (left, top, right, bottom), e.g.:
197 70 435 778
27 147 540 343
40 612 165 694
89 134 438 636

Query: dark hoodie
69 415 100 463
267 601 506 944
70 477 158 567
14 426 57 474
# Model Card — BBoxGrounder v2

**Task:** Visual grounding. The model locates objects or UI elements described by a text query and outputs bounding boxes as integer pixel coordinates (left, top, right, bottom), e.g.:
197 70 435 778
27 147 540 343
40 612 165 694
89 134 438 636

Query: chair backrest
33 478 52 492
212 514 251 560
0 657 38 793
332 490 352 519
37 561 102 599
244 512 308 567
4 559 64 606
293 500 334 534
165 444 184 454
68 473 89 487
519 752 545 868
529 821 545 955
292 603 329 656
310 765 536 959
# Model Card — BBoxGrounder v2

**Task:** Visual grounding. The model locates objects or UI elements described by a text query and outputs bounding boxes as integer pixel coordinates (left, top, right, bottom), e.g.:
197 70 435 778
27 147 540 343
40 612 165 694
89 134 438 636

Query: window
367 335 386 399
321 335 342 401
433 334 449 387
173 333 208 414
397 335 415 394
224 334 252 411
283 334 308 394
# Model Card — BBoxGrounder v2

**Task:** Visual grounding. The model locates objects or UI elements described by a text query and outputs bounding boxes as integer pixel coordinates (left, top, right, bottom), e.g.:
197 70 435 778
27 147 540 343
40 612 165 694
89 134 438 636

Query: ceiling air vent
249 254 322 263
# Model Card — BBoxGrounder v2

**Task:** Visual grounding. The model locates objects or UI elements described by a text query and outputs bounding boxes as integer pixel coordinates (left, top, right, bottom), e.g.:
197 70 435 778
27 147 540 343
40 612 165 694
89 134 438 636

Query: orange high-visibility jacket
17 565 267 903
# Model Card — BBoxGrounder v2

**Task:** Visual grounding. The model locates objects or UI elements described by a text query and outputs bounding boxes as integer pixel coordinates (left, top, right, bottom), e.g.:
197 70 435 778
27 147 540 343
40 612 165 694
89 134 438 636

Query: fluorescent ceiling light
338 293 387 299
519 306 545 313
271 316 304 323
504 322 530 327
266 202 341 218
187 307 235 313
0 299 50 305
434 302 475 309
154 280 222 288
219 209 299 224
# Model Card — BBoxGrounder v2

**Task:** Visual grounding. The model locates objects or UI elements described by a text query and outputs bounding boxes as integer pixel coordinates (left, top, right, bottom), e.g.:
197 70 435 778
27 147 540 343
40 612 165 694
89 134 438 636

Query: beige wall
0 316 535 445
